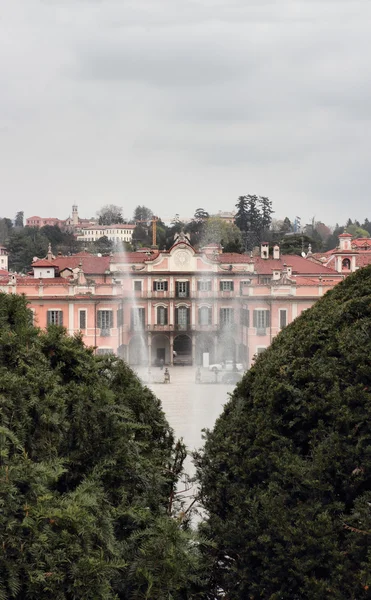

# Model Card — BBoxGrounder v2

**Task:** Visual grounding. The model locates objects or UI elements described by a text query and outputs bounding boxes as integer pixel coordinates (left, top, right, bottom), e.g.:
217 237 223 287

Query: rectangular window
240 308 249 327
131 307 145 330
253 309 270 334
176 281 189 297
97 310 113 335
256 347 266 355
220 308 234 326
197 279 212 291
175 306 190 329
134 280 142 291
79 310 87 330
260 277 271 285
47 310 63 326
220 280 234 292
199 306 212 326
153 280 168 292
157 306 168 325
279 309 287 329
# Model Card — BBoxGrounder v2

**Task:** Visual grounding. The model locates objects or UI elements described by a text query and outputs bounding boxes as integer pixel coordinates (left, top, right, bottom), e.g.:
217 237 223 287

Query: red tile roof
110 251 160 264
31 260 56 268
253 255 339 275
33 253 111 274
356 254 371 268
352 238 371 249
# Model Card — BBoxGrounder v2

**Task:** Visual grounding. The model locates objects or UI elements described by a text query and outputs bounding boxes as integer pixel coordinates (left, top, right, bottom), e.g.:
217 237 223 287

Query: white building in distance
77 224 136 244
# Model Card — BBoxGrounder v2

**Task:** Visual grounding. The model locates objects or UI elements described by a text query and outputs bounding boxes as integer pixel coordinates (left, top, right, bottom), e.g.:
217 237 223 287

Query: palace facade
0 234 345 367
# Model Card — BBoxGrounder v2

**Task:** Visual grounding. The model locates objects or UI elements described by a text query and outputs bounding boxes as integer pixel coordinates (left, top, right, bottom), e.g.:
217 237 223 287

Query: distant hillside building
0 245 8 272
76 224 136 244
213 210 236 224
26 205 96 232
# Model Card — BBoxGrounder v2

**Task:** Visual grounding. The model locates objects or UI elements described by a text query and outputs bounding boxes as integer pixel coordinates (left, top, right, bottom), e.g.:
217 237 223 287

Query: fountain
113 240 148 370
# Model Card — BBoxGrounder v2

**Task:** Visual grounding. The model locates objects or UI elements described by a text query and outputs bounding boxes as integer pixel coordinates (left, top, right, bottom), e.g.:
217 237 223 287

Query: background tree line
2 202 371 273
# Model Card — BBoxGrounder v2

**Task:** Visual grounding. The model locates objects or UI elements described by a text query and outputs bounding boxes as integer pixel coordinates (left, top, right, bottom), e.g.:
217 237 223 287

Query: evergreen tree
196 266 371 599
7 227 49 272
0 294 201 599
258 196 274 231
14 211 24 228
234 196 249 233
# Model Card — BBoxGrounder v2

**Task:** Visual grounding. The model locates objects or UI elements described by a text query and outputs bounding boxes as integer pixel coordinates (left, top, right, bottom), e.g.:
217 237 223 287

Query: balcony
100 328 111 337
174 323 190 331
256 327 267 336
150 324 172 332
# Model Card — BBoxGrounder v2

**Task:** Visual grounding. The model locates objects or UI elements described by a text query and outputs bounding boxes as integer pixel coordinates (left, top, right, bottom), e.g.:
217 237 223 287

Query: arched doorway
173 334 192 365
128 334 148 365
196 333 215 366
151 334 170 366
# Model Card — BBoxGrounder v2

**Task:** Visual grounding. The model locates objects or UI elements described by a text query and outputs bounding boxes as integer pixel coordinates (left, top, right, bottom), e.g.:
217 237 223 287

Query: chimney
273 243 280 260
260 242 269 259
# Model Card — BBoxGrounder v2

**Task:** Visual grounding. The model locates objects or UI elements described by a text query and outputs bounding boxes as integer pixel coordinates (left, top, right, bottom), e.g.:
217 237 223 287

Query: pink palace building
1 232 362 368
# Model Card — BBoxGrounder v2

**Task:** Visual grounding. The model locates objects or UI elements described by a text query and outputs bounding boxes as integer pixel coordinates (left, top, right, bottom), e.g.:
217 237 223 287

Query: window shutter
208 307 212 325
198 307 201 324
164 281 168 291
219 281 223 291
253 310 257 328
80 310 86 329
197 280 201 291
130 309 134 328
266 311 271 327
175 307 179 325
109 311 114 328
219 308 223 324
164 308 168 325
47 311 52 325
117 308 123 327
97 310 102 328
187 308 190 325
153 281 157 291
59 311 63 326
246 309 249 327
185 282 189 296
280 310 287 328
230 281 234 291
208 280 212 291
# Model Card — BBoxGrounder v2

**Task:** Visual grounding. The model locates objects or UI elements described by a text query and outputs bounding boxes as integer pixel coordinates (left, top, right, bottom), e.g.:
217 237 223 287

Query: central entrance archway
151 334 170 366
173 334 192 366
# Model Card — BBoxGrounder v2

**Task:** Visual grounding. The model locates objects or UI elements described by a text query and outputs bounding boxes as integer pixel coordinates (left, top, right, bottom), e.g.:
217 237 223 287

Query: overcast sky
1 0 370 226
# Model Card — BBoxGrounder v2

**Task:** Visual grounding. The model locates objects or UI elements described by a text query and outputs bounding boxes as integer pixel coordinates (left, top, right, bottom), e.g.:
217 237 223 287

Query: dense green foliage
196 266 371 599
0 294 201 599
234 194 274 250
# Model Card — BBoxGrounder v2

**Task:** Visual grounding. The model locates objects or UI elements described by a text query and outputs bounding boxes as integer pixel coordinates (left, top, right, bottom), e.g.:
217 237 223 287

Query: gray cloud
0 0 371 226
